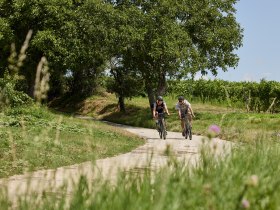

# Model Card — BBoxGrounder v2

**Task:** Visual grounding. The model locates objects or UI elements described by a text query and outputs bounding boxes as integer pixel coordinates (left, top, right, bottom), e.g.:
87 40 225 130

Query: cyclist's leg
155 112 160 131
186 114 192 139
188 114 192 128
180 117 185 136
162 120 167 135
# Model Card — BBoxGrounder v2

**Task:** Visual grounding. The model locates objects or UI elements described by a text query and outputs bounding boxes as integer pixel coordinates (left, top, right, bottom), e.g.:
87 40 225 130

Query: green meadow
0 105 144 178
0 94 280 209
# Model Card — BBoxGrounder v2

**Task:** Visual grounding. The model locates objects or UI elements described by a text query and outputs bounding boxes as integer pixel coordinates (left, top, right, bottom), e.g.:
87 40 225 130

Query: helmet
157 96 163 101
178 96 184 101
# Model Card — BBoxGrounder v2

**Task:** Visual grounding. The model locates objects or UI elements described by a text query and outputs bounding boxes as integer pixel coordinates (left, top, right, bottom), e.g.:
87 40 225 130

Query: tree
107 57 144 112
0 0 14 77
0 0 113 99
0 0 243 109
0 0 78 97
66 0 114 97
107 0 243 106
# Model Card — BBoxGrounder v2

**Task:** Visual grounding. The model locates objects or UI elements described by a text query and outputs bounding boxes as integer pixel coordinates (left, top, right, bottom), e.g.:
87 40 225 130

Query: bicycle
182 113 192 140
157 113 167 140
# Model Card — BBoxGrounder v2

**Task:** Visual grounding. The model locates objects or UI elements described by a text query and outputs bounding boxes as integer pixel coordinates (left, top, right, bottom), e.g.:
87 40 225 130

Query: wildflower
241 199 250 209
209 125 221 134
207 124 221 139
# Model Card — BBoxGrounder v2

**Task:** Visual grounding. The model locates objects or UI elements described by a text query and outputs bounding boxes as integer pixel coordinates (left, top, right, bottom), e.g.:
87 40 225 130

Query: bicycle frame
182 113 192 140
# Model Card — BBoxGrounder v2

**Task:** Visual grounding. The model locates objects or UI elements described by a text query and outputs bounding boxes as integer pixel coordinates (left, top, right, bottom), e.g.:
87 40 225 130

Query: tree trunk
118 96 126 112
157 70 167 96
146 85 155 117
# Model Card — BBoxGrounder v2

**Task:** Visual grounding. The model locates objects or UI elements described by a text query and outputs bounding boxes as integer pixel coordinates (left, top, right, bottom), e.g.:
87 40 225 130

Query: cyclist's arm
164 102 170 115
185 101 194 118
189 106 195 118
152 108 156 118
178 110 182 119
152 103 156 118
175 103 181 118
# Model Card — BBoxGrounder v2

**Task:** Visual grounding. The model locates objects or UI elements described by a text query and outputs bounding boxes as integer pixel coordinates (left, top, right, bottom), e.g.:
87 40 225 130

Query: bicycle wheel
187 124 192 140
184 116 192 140
185 126 188 139
162 120 166 140
159 120 163 139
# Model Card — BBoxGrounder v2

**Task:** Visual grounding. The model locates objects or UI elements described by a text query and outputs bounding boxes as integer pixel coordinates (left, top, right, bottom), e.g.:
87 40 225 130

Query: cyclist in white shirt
175 96 195 136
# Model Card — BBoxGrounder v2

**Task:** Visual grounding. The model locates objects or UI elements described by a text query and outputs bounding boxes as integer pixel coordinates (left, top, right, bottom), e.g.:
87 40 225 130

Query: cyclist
153 96 170 132
175 96 195 136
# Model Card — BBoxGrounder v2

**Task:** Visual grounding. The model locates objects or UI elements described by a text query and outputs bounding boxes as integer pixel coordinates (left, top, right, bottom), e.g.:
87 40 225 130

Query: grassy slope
71 94 280 143
0 105 144 178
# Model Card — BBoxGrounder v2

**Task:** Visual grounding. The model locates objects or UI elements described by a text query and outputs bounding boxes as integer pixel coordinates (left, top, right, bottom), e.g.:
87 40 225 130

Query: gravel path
0 122 232 207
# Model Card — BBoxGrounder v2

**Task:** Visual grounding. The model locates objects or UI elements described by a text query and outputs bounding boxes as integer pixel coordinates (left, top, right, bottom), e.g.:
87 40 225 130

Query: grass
1 95 280 209
74 94 280 143
0 105 144 178
2 138 280 209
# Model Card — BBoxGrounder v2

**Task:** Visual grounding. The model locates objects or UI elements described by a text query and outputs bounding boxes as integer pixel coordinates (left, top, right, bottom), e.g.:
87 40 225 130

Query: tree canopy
0 0 243 110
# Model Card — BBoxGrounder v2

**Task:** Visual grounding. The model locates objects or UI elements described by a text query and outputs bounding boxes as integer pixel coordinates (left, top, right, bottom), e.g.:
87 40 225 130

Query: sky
197 0 280 82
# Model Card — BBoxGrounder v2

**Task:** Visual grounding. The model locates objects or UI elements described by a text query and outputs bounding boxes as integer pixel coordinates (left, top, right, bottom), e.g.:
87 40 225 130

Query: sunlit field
89 95 280 143
0 105 144 178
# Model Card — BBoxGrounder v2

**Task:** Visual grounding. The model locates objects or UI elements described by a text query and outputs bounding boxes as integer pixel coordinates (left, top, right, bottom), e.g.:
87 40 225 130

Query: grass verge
2 138 280 209
0 105 144 178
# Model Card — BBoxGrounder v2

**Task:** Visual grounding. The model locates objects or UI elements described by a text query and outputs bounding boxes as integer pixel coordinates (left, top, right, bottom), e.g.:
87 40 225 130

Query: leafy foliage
105 0 243 106
0 74 32 108
168 79 280 112
0 0 243 109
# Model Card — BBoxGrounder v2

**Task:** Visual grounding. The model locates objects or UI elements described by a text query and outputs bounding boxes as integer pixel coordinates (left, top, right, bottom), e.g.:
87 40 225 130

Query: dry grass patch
76 94 118 118
193 102 244 114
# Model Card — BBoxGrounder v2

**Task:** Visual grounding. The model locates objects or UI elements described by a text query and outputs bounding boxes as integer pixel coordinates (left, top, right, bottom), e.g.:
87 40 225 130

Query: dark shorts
181 113 192 121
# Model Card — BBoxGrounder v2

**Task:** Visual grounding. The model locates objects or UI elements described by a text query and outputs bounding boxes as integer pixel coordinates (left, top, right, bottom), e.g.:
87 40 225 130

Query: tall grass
1 137 280 209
